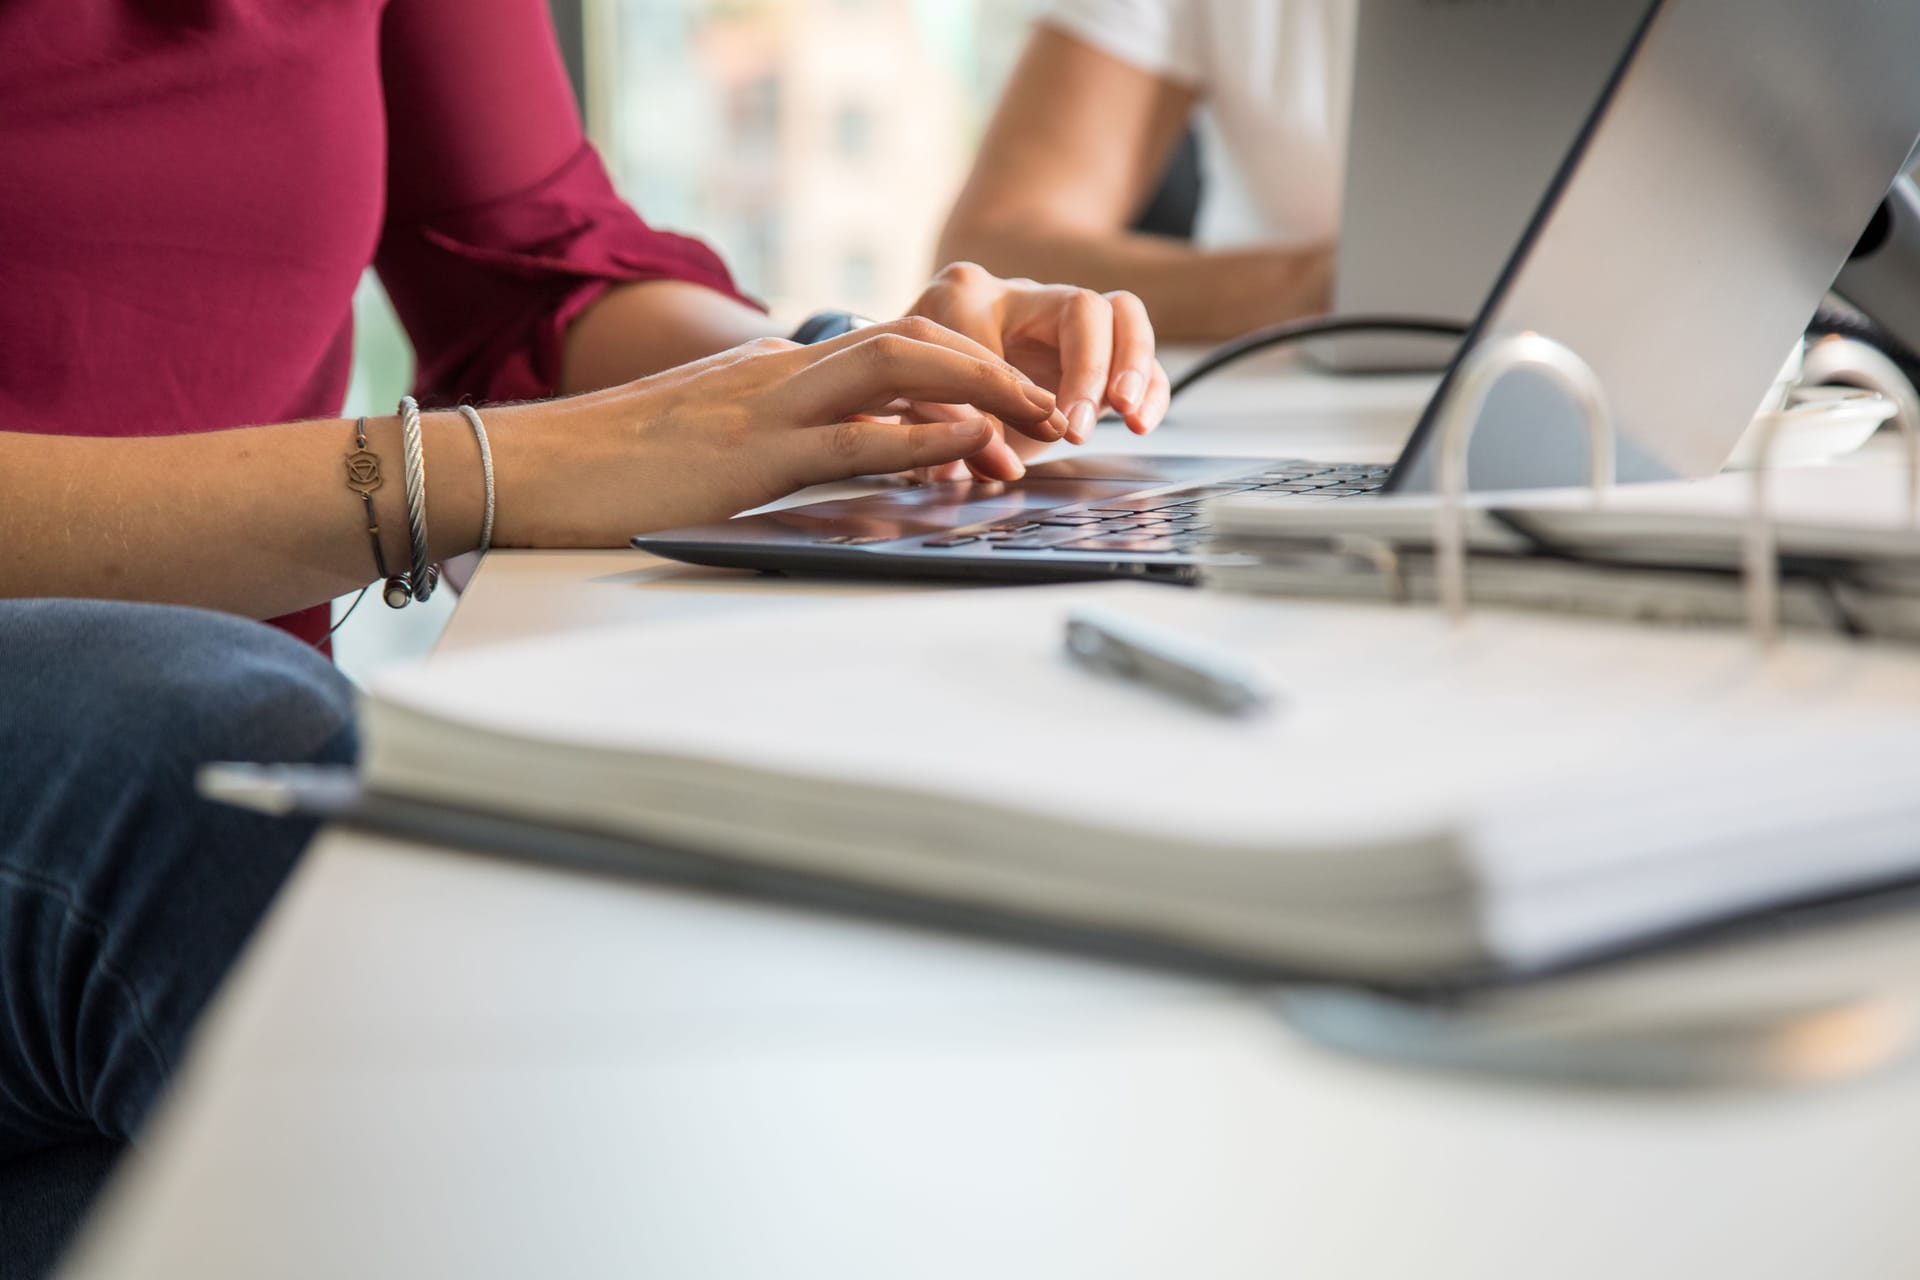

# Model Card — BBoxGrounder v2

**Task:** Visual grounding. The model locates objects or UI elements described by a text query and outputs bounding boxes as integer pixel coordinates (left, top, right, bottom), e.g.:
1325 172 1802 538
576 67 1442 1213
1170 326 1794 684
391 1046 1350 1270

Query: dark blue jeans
0 600 358 1278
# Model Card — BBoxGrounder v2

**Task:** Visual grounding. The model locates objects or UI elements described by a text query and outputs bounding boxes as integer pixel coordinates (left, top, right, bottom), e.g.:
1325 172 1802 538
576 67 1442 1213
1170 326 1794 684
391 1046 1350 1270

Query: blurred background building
599 0 1034 321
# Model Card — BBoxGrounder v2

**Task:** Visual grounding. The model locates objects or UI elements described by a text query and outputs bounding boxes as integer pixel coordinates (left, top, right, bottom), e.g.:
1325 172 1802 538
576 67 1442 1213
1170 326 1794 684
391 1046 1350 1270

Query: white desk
62 362 1920 1279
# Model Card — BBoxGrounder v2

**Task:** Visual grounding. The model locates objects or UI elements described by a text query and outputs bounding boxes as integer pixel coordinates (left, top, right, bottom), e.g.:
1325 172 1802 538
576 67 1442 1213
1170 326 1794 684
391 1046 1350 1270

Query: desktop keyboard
917 461 1389 555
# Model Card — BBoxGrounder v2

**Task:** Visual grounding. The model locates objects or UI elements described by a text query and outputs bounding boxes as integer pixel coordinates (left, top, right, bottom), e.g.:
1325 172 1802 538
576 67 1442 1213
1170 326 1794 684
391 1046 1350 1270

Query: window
593 0 1039 320
834 103 873 161
838 248 878 301
733 75 782 154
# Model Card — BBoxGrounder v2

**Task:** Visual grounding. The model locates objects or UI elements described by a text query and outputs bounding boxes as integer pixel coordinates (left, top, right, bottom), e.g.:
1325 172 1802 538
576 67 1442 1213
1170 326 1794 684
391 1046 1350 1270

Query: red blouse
0 0 747 644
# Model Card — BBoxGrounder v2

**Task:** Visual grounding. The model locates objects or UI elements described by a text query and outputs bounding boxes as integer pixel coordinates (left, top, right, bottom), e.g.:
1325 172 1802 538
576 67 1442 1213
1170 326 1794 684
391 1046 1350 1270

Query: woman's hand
487 317 1070 547
901 261 1171 481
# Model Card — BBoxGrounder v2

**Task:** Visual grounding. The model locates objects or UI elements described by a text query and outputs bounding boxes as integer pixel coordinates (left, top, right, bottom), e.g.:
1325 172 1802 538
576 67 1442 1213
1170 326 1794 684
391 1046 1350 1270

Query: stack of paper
358 582 1920 981
1204 465 1920 639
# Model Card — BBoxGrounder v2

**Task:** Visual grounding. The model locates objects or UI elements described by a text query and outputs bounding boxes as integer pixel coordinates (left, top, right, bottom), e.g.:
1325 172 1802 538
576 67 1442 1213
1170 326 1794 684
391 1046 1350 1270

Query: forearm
559 278 781 394
0 313 1096 616
937 224 1330 343
0 410 505 618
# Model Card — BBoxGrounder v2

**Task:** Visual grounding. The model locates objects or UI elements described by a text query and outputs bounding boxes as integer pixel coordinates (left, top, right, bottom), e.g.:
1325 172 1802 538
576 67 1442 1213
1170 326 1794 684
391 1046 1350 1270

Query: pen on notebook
1063 603 1277 718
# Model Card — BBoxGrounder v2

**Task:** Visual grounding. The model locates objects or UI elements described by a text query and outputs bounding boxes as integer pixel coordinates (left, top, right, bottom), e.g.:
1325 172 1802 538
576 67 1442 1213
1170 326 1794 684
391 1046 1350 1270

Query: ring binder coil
1207 328 1920 647
1744 371 1920 646
1801 334 1920 480
1430 331 1616 623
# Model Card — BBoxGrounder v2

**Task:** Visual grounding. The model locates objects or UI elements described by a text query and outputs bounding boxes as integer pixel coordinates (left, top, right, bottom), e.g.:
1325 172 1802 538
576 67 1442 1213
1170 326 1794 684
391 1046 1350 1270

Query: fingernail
1065 400 1096 444
1111 371 1144 411
1023 383 1057 416
946 419 991 443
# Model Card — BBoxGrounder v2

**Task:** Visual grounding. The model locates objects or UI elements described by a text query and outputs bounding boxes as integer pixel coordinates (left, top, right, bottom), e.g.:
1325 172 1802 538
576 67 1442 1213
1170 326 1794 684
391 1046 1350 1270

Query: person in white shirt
940 0 1355 342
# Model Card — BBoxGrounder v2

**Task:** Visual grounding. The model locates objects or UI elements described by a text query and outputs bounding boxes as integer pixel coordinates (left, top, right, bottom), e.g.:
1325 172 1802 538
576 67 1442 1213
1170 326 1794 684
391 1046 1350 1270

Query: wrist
1262 243 1335 318
476 397 601 549
357 413 413 574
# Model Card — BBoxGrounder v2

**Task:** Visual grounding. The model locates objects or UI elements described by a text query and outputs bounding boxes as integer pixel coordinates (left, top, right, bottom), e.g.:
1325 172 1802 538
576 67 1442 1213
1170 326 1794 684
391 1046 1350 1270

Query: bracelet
397 395 439 604
456 404 496 555
342 417 393 584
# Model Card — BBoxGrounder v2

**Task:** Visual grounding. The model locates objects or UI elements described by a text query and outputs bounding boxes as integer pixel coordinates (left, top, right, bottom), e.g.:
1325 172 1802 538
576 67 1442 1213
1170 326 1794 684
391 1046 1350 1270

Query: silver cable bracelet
456 404 496 555
394 395 439 605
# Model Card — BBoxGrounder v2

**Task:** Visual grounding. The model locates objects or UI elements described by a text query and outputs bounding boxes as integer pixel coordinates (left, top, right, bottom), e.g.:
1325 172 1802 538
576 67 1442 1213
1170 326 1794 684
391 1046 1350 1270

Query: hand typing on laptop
895 263 1171 484
489 315 1082 546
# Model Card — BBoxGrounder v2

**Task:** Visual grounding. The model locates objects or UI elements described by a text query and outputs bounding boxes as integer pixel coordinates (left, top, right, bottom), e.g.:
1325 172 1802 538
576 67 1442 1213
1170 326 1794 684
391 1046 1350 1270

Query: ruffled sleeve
375 141 753 406
372 0 754 407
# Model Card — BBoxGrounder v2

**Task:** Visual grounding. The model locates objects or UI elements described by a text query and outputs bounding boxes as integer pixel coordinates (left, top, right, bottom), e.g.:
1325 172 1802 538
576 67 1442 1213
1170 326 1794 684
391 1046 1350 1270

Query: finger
910 292 1007 363
917 299 1030 452
857 397 918 422
801 314 1020 379
910 460 973 484
903 398 978 423
788 335 1068 440
916 261 1015 343
1128 360 1172 435
963 432 1028 483
784 418 997 488
796 315 1061 429
1049 289 1115 446
1104 291 1157 423
909 400 1041 481
901 402 998 484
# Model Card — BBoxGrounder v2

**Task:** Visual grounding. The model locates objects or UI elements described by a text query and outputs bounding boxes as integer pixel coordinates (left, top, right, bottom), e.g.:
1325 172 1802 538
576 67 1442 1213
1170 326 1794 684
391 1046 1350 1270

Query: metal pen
1063 603 1277 718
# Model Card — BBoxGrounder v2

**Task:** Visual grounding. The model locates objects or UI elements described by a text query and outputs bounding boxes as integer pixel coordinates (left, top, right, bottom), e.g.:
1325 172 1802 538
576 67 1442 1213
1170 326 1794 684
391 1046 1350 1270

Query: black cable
1167 314 1471 401
1171 307 1920 405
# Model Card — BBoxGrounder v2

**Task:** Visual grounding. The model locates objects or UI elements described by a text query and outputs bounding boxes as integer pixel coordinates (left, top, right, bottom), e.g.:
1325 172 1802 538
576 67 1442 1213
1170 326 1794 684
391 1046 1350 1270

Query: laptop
636 0 1920 584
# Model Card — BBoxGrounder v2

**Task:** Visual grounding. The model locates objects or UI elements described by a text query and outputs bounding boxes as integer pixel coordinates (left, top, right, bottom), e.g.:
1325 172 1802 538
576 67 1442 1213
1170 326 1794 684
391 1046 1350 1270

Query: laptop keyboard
917 461 1388 555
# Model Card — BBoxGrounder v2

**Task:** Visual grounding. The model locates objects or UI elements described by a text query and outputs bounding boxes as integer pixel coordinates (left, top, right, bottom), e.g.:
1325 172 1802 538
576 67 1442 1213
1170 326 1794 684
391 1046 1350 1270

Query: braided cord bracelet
396 395 439 603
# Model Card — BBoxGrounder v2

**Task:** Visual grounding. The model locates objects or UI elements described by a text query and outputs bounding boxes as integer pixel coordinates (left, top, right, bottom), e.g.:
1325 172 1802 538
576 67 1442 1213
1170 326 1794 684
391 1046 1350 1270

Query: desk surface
63 362 1920 1279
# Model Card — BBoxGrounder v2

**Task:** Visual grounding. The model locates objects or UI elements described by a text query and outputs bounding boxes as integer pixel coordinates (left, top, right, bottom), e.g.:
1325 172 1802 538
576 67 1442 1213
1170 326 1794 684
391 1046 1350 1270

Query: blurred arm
938 25 1331 343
